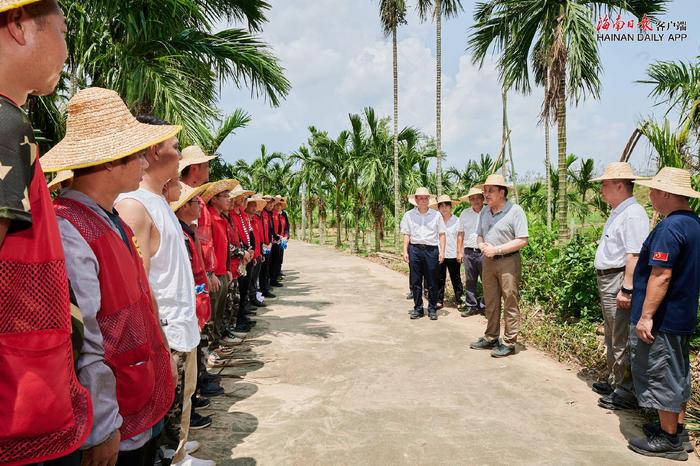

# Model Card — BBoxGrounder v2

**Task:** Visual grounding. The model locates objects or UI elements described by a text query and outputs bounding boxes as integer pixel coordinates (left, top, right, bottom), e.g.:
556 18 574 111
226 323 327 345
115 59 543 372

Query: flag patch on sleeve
653 252 669 262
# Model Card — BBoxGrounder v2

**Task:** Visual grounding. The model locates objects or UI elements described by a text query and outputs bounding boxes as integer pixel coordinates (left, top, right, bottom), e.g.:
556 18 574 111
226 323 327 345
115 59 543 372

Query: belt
464 247 480 252
492 251 518 260
596 266 625 276
410 243 438 250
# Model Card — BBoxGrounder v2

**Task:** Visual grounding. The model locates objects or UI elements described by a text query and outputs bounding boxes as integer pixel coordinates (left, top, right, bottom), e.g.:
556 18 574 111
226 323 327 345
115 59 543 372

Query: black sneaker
271 281 283 287
460 307 479 318
628 432 688 461
193 396 211 410
643 423 693 453
406 292 413 300
592 381 613 396
469 337 498 350
410 310 425 320
491 343 515 358
262 291 276 298
252 299 267 307
429 313 438 321
190 413 212 430
199 382 224 397
598 393 638 410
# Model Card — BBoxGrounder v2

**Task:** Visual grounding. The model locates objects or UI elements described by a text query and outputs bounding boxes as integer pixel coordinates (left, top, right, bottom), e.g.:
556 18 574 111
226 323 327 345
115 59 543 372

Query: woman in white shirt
433 195 464 309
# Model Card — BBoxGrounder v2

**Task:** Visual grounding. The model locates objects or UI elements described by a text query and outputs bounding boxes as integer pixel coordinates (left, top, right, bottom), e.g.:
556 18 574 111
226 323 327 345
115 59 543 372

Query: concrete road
192 241 693 466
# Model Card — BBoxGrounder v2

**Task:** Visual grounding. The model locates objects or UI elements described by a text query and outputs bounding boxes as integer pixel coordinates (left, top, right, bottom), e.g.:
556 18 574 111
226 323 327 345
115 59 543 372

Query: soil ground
191 240 694 465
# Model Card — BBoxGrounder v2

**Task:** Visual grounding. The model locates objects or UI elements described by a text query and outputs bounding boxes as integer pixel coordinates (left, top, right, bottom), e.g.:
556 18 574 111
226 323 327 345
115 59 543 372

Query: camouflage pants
225 277 240 331
162 349 197 463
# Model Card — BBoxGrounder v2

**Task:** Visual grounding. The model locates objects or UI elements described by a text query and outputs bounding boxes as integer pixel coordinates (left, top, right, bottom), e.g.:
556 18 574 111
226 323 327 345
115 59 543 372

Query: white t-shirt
457 207 481 249
442 215 460 258
594 196 649 270
117 189 200 352
400 208 446 246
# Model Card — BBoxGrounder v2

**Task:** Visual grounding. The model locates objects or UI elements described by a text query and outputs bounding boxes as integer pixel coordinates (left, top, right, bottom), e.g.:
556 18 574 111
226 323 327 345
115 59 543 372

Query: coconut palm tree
249 144 284 193
468 0 669 240
379 0 408 252
34 0 290 147
417 0 463 196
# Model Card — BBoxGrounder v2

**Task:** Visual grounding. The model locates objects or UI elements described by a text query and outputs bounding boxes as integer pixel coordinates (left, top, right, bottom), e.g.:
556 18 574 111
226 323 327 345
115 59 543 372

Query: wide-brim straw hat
42 87 181 172
408 187 433 202
592 162 645 182
171 182 208 212
482 174 512 189
634 167 700 198
47 170 73 192
430 194 460 210
459 186 485 202
229 185 255 201
246 194 268 212
179 145 216 173
202 179 239 203
409 195 437 207
0 0 39 12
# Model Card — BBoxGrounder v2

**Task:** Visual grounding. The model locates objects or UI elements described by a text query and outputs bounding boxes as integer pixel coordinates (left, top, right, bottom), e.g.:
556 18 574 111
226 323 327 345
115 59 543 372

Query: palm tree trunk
301 181 307 241
435 0 443 196
557 76 569 241
545 120 552 230
392 25 402 255
335 187 342 248
502 91 519 203
501 90 508 178
353 205 360 252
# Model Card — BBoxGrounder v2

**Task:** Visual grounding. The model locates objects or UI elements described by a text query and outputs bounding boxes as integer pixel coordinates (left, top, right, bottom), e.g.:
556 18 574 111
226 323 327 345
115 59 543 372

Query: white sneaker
172 453 216 466
185 440 201 454
256 292 264 302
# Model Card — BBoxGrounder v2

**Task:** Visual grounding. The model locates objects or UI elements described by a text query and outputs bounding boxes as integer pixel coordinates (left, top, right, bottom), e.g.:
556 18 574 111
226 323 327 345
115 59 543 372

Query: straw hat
229 184 255 201
278 197 288 209
179 146 216 173
634 167 700 198
42 88 181 172
482 174 511 188
170 182 208 212
408 187 433 202
592 162 644 182
430 194 460 210
47 170 73 192
201 179 239 203
459 186 484 202
262 194 275 201
0 0 39 13
408 195 437 207
246 194 268 212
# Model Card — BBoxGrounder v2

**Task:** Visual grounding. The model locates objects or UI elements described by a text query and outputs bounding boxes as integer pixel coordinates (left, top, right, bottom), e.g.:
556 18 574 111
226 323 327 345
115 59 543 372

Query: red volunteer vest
195 196 215 273
261 209 272 243
251 215 262 258
183 229 211 329
272 211 281 236
54 198 174 440
0 159 92 466
224 213 242 278
208 205 229 276
280 211 288 239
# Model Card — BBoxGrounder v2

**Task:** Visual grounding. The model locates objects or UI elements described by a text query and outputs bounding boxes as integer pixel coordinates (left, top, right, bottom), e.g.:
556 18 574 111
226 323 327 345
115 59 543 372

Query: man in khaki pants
591 162 649 411
469 174 529 358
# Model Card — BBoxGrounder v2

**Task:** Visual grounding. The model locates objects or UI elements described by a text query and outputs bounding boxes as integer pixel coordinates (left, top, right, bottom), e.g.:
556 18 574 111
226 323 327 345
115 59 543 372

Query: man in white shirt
457 186 486 317
591 162 650 411
401 187 446 320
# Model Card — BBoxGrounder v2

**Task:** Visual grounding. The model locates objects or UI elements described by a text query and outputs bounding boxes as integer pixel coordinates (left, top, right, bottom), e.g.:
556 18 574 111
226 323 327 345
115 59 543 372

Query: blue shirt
631 210 700 335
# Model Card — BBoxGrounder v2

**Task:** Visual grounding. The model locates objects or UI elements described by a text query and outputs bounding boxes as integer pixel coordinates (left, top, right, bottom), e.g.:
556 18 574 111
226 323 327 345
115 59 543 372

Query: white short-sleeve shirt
594 196 649 270
442 215 460 258
400 208 446 247
457 207 481 249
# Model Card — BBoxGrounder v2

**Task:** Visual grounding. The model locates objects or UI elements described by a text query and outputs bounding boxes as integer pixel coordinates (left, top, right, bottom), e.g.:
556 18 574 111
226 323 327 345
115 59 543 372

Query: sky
217 0 698 178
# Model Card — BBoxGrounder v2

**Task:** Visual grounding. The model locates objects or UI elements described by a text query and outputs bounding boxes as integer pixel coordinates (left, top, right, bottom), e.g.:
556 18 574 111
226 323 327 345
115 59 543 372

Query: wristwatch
620 286 633 295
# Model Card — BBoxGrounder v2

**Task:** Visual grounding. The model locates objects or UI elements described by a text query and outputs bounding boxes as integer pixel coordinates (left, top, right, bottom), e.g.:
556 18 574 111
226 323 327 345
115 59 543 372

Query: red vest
208 205 229 276
251 215 263 258
272 211 281 236
231 210 251 249
195 196 215 273
183 228 211 329
0 159 92 466
54 198 174 441
280 211 288 239
224 213 242 278
261 209 272 243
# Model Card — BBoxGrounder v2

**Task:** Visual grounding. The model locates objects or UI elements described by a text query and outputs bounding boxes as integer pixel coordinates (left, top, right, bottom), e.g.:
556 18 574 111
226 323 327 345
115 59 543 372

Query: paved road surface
192 241 692 465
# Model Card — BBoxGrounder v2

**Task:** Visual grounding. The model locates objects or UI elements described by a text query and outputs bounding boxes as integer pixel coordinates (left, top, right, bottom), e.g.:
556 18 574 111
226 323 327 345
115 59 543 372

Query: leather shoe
429 313 437 320
592 381 613 396
199 383 224 397
271 281 283 287
252 299 266 307
410 310 424 319
262 291 276 298
491 343 515 358
469 337 498 350
598 392 638 410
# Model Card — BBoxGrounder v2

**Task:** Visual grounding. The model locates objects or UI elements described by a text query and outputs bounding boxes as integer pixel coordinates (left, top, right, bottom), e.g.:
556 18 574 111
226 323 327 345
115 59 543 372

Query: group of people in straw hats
0 2 290 465
401 162 700 460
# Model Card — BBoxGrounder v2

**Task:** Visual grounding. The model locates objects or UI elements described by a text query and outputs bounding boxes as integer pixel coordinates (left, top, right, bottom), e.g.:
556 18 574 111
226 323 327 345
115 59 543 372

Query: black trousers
269 243 282 283
409 243 439 314
259 253 271 293
236 262 254 328
116 435 159 466
463 247 485 310
438 258 464 304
